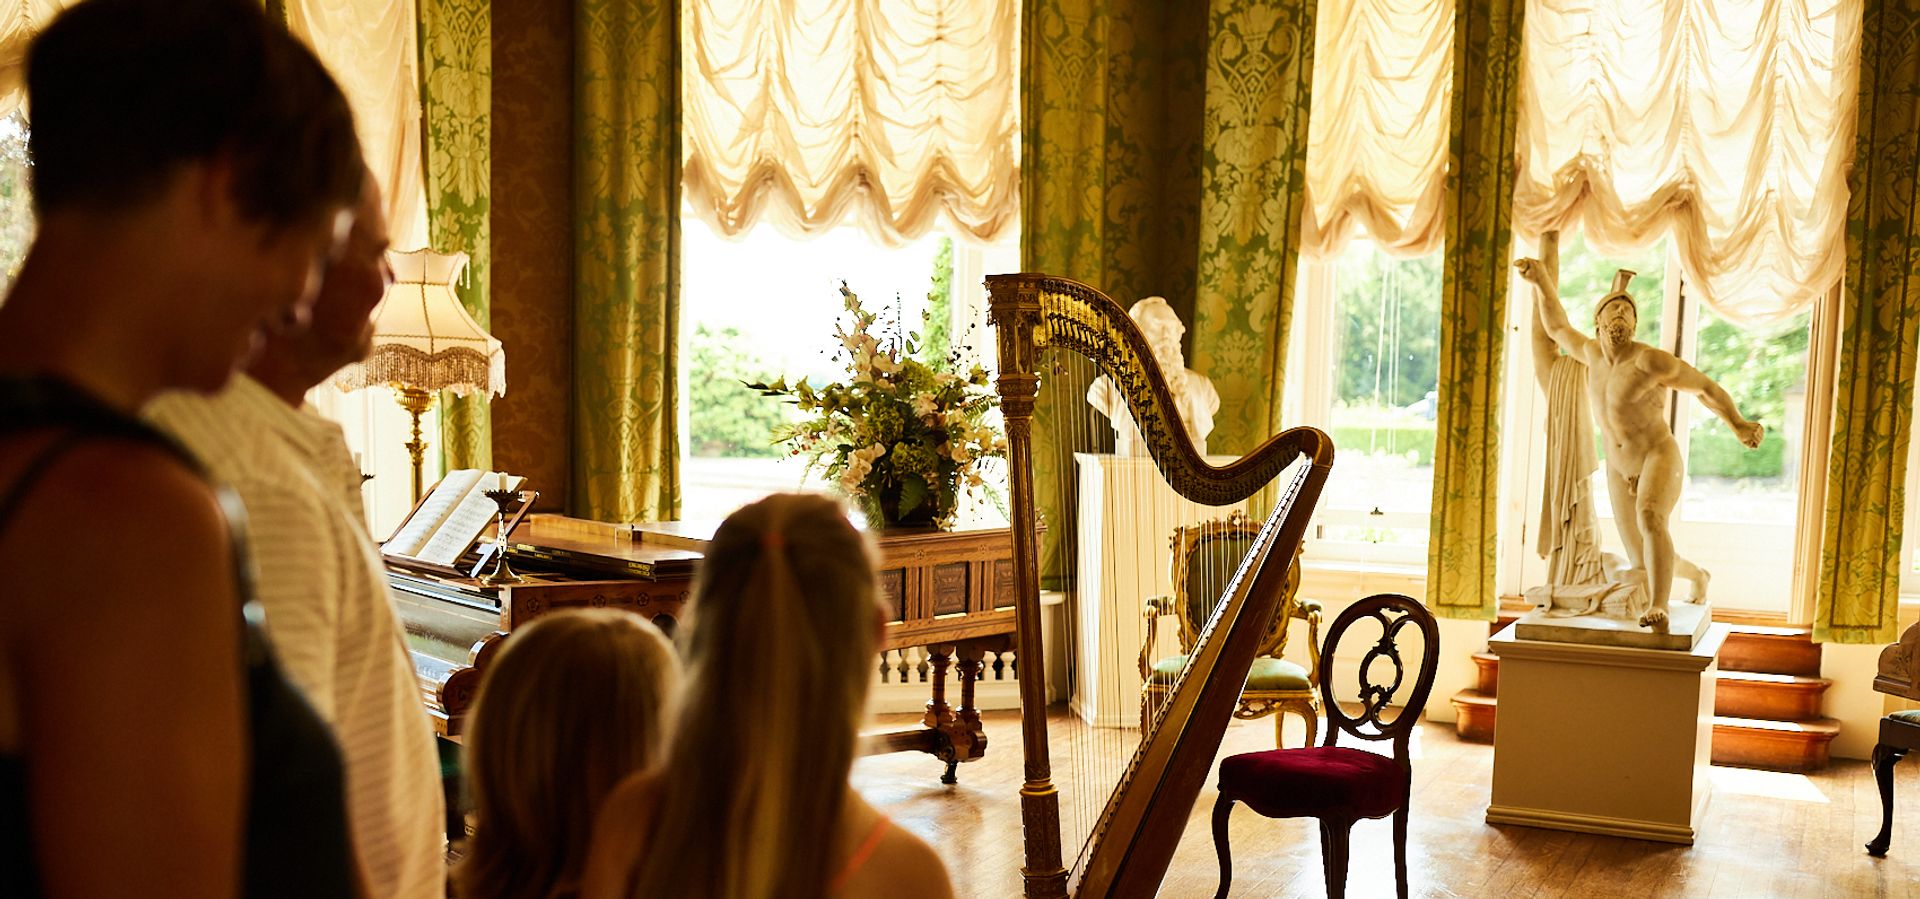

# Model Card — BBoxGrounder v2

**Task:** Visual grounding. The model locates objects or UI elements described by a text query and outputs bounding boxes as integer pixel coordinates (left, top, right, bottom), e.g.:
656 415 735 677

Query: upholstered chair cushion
1891 709 1920 725
1146 656 1310 691
1217 747 1408 820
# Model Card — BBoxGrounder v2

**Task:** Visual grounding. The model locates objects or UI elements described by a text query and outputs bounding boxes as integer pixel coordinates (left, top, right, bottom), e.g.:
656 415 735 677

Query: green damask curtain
1188 0 1316 456
1023 0 1203 580
572 0 679 521
1425 0 1524 620
420 0 493 471
1814 0 1920 645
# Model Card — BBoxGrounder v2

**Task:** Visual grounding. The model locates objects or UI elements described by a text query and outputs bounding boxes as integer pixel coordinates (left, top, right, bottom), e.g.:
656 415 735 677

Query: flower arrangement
749 283 1004 528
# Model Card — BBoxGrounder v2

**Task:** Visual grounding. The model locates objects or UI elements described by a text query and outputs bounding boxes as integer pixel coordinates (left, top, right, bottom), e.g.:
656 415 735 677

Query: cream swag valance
681 0 1019 246
1514 0 1862 327
1302 0 1453 259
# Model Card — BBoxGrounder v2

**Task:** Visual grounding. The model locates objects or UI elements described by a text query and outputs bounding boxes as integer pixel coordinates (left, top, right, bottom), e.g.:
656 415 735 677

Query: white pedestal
1486 623 1728 844
1070 453 1248 728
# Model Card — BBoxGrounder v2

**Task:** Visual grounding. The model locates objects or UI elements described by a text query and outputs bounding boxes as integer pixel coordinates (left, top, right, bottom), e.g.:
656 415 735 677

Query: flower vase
874 482 940 530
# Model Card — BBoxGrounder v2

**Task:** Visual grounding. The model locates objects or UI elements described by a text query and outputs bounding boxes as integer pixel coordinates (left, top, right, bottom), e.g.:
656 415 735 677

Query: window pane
1554 231 1665 348
1321 239 1442 553
678 213 1017 524
0 111 32 295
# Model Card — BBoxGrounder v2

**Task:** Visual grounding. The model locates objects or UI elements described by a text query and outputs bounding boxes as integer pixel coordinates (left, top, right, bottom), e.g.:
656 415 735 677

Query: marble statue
1515 258 1765 632
1086 297 1221 456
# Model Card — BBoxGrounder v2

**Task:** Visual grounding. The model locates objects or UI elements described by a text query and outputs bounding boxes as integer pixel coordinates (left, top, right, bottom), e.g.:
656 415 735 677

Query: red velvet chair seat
1219 747 1408 820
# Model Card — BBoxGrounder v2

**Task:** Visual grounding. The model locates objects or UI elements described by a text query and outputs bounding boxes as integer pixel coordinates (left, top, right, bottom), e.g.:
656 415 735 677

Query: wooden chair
1139 511 1321 746
1211 593 1439 899
1867 618 1920 856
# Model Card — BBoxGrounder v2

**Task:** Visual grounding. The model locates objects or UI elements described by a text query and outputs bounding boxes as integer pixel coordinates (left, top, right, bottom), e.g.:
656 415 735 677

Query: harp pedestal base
1485 623 1729 844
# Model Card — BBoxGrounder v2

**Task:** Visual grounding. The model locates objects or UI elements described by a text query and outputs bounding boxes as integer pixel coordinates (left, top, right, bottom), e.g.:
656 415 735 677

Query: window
0 111 32 295
677 211 1019 524
1509 232 1812 614
1289 237 1444 566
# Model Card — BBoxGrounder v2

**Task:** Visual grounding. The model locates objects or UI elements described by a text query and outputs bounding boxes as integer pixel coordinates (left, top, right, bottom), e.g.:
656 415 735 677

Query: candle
498 472 506 491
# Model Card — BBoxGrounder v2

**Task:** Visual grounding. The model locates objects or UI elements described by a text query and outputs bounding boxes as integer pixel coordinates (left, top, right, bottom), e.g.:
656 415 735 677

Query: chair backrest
1316 593 1439 761
1170 513 1299 658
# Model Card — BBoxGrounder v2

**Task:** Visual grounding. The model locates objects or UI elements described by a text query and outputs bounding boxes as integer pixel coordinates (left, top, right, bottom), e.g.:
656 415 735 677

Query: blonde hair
629 493 880 898
455 609 678 899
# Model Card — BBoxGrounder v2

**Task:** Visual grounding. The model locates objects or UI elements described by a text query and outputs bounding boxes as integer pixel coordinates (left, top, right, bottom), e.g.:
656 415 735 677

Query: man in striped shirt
148 175 446 899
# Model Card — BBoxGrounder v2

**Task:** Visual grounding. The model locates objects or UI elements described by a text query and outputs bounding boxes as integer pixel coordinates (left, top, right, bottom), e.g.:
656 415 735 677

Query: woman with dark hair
0 1 368 896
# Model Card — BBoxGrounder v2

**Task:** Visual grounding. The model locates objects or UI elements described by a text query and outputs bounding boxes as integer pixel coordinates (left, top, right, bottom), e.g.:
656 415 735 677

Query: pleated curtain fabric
1425 0 1524 621
1022 0 1205 581
1188 0 1317 457
1512 0 1862 329
681 0 1019 247
285 0 429 248
0 3 79 118
420 0 493 472
571 0 680 522
1300 0 1452 260
1814 0 1920 645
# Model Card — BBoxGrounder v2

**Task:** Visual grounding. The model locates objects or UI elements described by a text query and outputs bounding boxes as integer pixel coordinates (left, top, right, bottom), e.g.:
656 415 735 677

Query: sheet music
414 473 524 566
383 469 484 557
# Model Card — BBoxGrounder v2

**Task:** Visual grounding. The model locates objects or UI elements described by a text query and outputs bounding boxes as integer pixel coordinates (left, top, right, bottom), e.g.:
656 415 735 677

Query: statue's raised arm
1515 257 1596 363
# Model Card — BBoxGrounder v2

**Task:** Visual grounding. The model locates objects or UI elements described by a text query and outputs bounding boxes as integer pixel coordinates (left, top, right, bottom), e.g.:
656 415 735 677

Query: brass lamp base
393 385 436 504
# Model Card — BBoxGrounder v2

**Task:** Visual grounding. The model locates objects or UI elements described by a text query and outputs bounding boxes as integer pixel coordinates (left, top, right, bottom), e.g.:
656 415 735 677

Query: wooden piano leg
922 644 960 783
950 644 989 784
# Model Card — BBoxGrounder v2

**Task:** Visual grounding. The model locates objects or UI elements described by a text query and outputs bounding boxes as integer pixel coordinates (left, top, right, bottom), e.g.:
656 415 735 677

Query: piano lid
502 514 703 581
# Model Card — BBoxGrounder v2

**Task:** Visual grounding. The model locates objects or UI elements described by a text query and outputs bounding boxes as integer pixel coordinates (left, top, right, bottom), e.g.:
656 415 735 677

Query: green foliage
920 236 955 372
1333 247 1441 407
750 284 1003 526
688 323 790 458
1689 426 1786 479
1555 232 1806 482
1554 232 1666 346
1327 230 1806 483
0 115 33 290
1330 422 1437 467
1692 310 1808 446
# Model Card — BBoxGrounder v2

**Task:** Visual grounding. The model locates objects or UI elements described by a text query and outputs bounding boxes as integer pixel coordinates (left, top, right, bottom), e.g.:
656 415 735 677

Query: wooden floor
853 709 1920 897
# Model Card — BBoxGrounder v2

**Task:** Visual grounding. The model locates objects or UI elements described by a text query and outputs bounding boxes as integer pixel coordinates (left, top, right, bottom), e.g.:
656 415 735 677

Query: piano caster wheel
942 760 959 785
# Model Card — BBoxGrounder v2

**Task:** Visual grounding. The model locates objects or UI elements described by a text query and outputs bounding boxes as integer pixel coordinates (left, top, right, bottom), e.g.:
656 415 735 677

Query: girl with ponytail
582 493 953 898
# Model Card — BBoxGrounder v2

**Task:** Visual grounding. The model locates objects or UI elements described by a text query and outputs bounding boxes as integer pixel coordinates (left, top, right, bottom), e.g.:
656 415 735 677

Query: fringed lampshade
335 249 504 501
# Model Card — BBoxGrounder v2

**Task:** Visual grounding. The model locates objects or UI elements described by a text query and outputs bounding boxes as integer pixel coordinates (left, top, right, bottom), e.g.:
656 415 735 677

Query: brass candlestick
478 488 527 586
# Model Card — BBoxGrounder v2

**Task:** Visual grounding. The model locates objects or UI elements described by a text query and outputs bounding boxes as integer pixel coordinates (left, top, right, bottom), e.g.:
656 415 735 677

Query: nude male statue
1515 257 1765 631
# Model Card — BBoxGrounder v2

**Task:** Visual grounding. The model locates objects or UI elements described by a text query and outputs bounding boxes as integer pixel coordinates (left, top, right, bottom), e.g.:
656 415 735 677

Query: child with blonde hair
582 493 953 898
455 609 678 899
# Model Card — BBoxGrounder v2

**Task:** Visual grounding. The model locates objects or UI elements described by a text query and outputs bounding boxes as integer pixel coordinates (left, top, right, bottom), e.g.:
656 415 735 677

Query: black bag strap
0 376 204 538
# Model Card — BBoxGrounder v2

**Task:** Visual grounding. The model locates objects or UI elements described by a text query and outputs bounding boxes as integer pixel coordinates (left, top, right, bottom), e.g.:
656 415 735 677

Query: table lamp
334 248 504 502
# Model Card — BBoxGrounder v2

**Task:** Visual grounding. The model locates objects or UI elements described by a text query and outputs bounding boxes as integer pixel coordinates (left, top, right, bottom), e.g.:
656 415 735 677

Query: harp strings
1038 341 1266 878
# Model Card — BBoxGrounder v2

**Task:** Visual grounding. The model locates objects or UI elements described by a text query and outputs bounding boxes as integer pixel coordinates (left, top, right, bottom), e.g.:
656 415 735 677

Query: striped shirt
148 376 445 899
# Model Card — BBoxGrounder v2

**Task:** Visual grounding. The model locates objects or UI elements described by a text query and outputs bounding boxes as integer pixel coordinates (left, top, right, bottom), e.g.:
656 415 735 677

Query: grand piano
388 513 1021 781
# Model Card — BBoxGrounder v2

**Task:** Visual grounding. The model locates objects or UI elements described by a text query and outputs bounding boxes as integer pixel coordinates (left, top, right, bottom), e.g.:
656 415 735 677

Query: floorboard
852 708 1920 897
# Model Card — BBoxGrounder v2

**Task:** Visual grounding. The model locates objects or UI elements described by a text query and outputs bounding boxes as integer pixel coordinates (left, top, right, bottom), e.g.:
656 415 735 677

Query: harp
986 273 1333 897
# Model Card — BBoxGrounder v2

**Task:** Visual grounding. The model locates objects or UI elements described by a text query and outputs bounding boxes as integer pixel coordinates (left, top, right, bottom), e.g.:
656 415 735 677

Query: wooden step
1488 607 1527 637
1711 716 1839 772
1472 651 1500 695
1718 624 1821 677
1713 671 1831 721
1450 689 1496 743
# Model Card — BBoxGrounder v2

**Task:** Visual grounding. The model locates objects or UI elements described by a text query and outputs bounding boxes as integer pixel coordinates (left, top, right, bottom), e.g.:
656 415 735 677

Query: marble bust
1515 259 1764 634
1086 297 1221 456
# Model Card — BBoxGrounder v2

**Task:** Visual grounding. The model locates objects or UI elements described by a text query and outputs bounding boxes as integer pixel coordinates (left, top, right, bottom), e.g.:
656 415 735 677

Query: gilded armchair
1139 511 1322 747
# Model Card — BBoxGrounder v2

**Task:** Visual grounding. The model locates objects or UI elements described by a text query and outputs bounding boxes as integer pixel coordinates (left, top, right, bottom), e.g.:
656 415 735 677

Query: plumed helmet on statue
1594 269 1638 323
